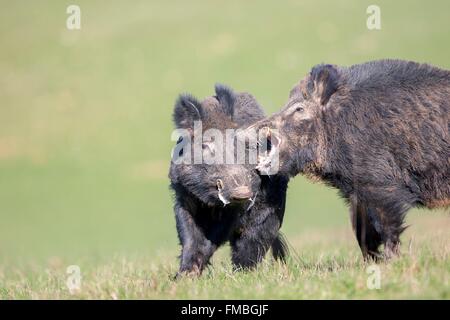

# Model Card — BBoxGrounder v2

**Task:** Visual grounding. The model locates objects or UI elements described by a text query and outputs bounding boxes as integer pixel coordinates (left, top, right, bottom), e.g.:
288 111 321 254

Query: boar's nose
230 186 253 202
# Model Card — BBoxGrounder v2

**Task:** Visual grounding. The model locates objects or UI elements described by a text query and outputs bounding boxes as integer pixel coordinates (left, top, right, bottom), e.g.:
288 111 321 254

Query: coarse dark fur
169 84 289 276
256 59 450 260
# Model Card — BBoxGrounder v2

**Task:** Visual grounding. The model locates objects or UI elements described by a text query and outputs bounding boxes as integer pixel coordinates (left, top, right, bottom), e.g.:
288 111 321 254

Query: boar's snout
229 186 253 202
216 173 255 206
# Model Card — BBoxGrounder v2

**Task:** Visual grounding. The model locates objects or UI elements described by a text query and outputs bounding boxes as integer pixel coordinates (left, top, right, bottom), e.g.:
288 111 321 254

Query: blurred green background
1 0 449 262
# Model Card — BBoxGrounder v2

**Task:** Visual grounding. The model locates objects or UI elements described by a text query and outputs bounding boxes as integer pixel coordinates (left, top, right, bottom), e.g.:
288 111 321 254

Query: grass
0 0 449 299
1 214 448 299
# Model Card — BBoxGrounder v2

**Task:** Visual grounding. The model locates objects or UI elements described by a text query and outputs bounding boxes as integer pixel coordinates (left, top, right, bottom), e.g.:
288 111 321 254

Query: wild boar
169 84 289 276
254 59 450 260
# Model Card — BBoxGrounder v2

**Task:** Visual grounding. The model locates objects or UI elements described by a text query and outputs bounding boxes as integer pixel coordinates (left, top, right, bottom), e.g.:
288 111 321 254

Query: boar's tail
272 233 289 263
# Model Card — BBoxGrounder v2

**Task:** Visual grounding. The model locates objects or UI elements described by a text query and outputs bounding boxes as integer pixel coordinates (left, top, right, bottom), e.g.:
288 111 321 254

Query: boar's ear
173 94 204 129
308 64 339 106
215 83 236 117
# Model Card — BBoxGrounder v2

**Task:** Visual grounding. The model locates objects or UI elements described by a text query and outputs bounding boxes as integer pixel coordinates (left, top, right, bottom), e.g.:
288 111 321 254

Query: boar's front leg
230 212 280 270
174 203 217 277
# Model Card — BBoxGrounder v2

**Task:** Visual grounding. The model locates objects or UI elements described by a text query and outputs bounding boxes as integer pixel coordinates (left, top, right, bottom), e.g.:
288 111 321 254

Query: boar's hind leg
175 205 217 277
351 199 407 261
350 201 383 261
378 207 407 260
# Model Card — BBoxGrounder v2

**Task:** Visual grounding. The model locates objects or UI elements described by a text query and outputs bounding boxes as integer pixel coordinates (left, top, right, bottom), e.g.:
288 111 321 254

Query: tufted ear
307 64 339 105
173 94 204 129
214 83 236 117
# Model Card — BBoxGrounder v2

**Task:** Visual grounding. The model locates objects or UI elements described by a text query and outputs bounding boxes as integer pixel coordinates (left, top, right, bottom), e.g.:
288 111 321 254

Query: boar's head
170 84 261 207
254 64 340 177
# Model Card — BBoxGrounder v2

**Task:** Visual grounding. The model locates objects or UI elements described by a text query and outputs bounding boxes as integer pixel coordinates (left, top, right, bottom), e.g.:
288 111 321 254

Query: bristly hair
173 93 204 129
309 64 339 105
214 83 236 118
271 232 289 262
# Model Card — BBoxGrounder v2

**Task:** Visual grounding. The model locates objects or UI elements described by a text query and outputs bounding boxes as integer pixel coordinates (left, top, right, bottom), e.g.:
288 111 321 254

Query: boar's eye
290 102 304 113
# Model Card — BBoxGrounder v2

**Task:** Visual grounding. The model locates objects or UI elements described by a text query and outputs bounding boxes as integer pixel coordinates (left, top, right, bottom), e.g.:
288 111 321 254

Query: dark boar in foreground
255 59 450 260
169 84 288 276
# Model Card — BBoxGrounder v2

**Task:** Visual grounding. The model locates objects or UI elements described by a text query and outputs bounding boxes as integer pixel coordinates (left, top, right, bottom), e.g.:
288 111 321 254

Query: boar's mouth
256 127 281 175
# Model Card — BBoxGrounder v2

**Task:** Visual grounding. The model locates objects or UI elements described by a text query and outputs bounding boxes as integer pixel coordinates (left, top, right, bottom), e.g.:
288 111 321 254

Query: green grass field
0 0 449 299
